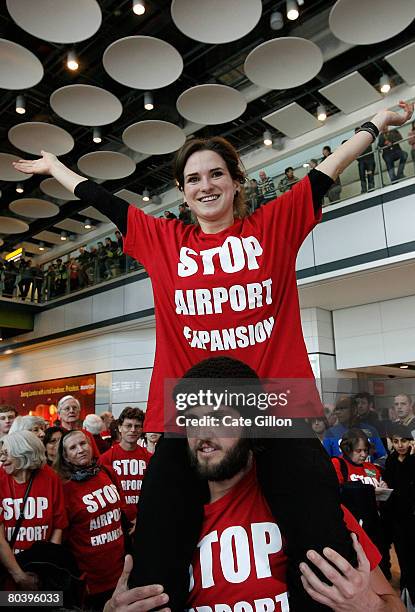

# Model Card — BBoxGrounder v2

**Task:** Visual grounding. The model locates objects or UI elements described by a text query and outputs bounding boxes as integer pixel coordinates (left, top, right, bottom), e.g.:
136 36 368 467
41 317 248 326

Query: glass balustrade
1 127 414 304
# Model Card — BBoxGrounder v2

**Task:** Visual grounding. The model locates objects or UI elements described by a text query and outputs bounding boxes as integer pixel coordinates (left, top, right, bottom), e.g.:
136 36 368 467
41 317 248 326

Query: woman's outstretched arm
13 151 129 234
317 100 413 180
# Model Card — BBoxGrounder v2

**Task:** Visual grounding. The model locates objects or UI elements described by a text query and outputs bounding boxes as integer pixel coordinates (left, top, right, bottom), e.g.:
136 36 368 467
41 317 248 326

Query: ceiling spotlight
142 188 150 202
263 130 273 147
303 162 310 168
67 49 79 71
4 349 13 355
270 10 284 30
144 91 154 111
16 183 24 194
93 127 102 144
16 94 26 115
38 241 45 251
133 0 145 15
84 218 92 229
399 364 409 369
379 73 391 94
317 104 327 121
286 0 299 20
60 231 67 241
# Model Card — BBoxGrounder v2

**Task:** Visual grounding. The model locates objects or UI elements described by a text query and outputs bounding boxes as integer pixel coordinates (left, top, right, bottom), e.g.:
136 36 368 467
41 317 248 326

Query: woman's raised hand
12 150 58 176
376 100 414 130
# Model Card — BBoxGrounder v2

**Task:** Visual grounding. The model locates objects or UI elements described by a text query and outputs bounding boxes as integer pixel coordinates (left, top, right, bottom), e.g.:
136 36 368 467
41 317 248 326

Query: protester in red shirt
57 395 100 458
332 428 384 488
14 101 413 610
332 428 388 576
100 407 150 521
56 429 126 611
0 431 67 589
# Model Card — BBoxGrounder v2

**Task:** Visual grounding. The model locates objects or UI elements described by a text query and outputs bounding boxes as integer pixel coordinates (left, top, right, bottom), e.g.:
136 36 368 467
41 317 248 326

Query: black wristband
360 121 379 138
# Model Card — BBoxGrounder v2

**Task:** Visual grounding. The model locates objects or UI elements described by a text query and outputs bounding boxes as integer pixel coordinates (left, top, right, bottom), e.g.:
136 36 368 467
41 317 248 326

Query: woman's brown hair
173 137 249 219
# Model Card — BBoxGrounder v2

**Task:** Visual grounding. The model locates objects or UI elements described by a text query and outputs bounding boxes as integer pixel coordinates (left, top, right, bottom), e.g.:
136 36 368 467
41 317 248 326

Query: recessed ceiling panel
33 230 63 244
386 41 415 86
6 0 102 44
0 217 29 234
80 206 109 223
50 85 122 127
103 36 183 89
0 153 32 182
40 178 79 200
0 39 43 90
115 189 145 208
78 151 136 180
177 84 246 124
20 241 47 254
9 198 59 218
8 122 74 156
171 0 262 44
244 38 323 89
55 219 90 234
122 120 186 154
319 71 382 114
263 103 321 138
329 0 415 45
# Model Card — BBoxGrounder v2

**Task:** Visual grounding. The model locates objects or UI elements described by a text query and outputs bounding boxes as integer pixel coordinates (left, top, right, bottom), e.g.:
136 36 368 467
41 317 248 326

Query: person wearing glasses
57 395 100 458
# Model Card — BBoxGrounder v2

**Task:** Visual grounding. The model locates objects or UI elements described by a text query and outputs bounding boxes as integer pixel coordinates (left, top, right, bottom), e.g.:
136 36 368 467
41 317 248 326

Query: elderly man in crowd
57 395 100 457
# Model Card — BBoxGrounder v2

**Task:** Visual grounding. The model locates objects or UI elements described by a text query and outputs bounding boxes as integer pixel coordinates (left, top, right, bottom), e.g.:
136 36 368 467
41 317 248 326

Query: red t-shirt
124 177 321 432
0 465 67 554
187 467 381 611
99 444 151 519
63 470 125 595
332 457 382 487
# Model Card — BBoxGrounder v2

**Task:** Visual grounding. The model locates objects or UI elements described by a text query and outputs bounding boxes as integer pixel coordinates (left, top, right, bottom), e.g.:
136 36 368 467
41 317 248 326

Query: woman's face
30 423 45 440
348 440 369 465
183 150 239 227
46 431 62 462
147 433 161 444
64 431 92 467
0 447 20 476
311 418 326 435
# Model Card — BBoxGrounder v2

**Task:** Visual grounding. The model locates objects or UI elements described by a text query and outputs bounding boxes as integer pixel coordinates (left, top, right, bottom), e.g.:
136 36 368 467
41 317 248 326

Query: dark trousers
358 158 375 192
131 429 357 611
383 149 408 182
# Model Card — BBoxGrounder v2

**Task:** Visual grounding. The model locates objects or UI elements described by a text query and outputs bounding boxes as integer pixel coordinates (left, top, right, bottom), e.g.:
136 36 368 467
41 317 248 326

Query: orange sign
0 375 96 425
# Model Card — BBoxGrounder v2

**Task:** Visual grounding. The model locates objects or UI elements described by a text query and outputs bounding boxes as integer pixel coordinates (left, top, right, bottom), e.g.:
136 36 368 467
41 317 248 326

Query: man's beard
188 437 251 482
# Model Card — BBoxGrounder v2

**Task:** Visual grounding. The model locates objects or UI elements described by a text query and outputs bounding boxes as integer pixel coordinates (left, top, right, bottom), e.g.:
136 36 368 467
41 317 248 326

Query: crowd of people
0 388 414 610
5 102 413 611
0 400 160 610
